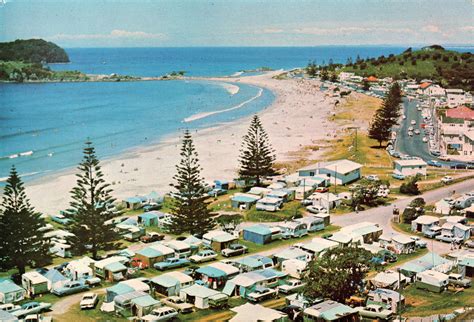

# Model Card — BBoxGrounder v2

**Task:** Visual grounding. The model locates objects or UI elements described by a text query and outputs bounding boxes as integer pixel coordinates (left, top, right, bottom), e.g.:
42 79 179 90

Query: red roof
366 76 378 82
446 106 474 120
419 82 432 89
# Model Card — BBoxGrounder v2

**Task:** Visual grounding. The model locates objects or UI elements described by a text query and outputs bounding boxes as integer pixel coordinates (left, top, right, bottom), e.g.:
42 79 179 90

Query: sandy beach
25 71 343 215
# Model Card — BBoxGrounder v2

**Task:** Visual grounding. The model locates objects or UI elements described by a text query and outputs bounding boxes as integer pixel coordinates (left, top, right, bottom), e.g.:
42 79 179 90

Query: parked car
345 295 366 308
154 258 190 271
247 287 278 302
410 236 427 248
131 257 149 269
207 188 227 197
0 303 21 313
448 274 471 288
306 205 326 214
141 306 179 321
52 281 89 296
378 250 397 263
424 229 441 239
422 137 428 143
392 172 405 180
315 187 329 193
441 176 453 184
301 198 314 206
435 234 462 243
465 240 474 248
411 120 416 125
221 244 248 257
161 296 194 314
143 203 162 212
369 256 386 266
427 160 442 167
414 129 420 135
451 163 467 169
12 302 52 318
189 250 218 263
277 279 306 294
80 293 98 310
140 232 165 243
366 175 380 181
356 304 393 320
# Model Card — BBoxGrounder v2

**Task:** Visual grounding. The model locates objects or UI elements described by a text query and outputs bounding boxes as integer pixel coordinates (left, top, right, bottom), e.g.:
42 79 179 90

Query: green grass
403 284 474 317
245 200 302 222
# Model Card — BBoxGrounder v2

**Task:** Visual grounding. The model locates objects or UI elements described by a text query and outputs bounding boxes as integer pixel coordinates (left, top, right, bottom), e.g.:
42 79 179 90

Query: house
65 257 95 281
222 268 287 298
369 270 408 290
134 244 176 267
180 284 227 309
400 252 453 278
202 230 238 251
295 216 325 232
243 224 282 245
278 221 308 238
273 247 312 265
137 212 160 227
391 234 416 254
230 193 261 210
393 159 427 177
446 89 465 108
230 303 288 322
303 300 359 321
44 269 68 291
367 288 404 313
435 198 454 215
256 197 283 212
298 160 362 185
233 255 274 272
195 262 240 289
296 238 339 257
151 271 194 297
339 222 383 244
415 270 449 292
0 280 25 304
94 256 129 281
21 271 50 296
310 193 342 210
165 240 192 258
411 215 440 234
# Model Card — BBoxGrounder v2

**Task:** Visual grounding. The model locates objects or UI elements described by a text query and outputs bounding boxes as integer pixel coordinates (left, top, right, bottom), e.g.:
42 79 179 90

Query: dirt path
48 288 106 316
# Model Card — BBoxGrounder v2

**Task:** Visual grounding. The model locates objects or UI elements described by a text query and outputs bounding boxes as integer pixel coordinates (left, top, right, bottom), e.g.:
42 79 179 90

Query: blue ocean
0 46 469 182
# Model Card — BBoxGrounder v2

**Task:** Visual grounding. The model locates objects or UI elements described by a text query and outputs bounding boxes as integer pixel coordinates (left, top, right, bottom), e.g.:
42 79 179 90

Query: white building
446 89 465 108
393 159 427 177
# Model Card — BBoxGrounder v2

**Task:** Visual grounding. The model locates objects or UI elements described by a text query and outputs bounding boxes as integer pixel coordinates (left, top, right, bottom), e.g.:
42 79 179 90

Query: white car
161 296 194 314
408 126 414 132
408 131 413 137
414 129 420 135
80 293 98 310
441 176 453 184
306 205 326 214
189 250 218 263
141 306 179 321
0 303 21 313
411 120 416 125
422 137 428 143
410 236 427 248
366 175 380 181
277 279 306 294
402 115 407 119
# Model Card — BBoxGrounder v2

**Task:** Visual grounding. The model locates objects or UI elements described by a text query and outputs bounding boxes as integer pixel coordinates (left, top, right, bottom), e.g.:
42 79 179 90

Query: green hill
0 39 69 63
339 45 474 91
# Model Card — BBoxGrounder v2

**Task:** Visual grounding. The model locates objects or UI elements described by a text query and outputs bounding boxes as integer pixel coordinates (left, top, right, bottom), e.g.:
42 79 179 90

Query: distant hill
339 45 474 92
0 39 69 63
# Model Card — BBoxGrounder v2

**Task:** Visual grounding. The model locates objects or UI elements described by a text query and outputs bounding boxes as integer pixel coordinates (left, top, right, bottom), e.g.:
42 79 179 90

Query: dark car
279 305 303 322
140 232 165 243
450 163 467 169
143 203 162 212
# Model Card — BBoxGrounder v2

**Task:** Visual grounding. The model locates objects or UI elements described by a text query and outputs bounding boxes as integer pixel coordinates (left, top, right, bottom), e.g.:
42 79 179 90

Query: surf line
183 87 263 123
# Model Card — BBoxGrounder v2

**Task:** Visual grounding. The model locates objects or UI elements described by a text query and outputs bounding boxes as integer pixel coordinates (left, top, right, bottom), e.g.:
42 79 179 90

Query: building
230 303 288 322
303 300 359 321
151 271 193 297
411 215 440 235
0 280 25 304
202 230 238 251
393 159 427 177
298 160 362 185
243 224 282 245
446 89 465 108
439 105 474 157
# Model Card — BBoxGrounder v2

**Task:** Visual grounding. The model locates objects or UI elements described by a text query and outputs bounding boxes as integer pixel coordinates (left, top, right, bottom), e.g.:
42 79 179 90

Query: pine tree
368 108 393 147
0 166 51 274
66 142 121 259
320 68 329 81
238 115 276 186
166 130 216 235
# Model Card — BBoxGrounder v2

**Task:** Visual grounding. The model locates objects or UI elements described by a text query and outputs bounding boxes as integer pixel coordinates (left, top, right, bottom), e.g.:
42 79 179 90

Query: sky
1 0 473 47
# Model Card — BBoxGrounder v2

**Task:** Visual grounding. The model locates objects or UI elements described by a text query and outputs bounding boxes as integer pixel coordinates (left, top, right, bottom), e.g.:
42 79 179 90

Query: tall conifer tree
0 166 51 274
166 130 215 235
238 115 276 186
66 142 121 259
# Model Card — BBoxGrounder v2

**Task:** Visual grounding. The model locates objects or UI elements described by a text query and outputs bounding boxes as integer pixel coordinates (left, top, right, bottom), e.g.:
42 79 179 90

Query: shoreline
23 71 341 215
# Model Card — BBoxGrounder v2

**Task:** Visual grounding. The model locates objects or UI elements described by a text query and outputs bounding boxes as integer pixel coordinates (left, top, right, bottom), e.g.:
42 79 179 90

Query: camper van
415 270 449 293
50 242 72 258
278 222 308 238
281 259 309 279
256 197 283 212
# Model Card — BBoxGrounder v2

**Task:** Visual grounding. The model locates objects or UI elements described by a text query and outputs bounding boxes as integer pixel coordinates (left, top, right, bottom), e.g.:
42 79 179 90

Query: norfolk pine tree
0 166 51 274
66 142 121 259
166 130 216 235
238 115 276 186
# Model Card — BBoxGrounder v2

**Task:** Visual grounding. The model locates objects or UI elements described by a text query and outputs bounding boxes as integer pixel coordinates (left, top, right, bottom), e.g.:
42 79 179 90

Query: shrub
400 175 421 195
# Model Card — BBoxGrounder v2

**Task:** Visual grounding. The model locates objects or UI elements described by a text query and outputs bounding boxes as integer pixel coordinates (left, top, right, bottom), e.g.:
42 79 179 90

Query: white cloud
421 24 440 33
49 29 165 41
293 26 413 35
